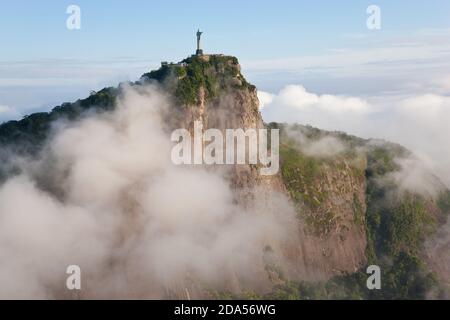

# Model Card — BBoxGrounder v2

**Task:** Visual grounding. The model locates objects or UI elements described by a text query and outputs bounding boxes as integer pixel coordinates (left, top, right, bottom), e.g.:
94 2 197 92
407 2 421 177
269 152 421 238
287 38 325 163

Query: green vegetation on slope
437 190 450 213
280 143 334 235
365 144 437 259
274 124 447 299
265 252 437 300
0 87 118 154
278 124 366 236
213 249 439 300
142 55 254 105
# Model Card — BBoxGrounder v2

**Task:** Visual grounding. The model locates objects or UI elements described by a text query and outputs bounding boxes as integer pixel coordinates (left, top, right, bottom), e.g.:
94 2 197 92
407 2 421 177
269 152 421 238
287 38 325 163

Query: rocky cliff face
142 55 370 283
144 55 287 201
282 153 368 280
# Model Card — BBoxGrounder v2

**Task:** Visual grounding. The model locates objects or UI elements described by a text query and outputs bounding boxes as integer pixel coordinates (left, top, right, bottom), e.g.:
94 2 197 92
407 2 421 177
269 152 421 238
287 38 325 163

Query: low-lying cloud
284 126 346 158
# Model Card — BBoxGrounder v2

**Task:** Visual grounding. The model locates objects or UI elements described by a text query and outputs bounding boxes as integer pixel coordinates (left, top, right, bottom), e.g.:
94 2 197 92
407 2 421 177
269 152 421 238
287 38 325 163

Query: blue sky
1 0 450 119
1 1 449 60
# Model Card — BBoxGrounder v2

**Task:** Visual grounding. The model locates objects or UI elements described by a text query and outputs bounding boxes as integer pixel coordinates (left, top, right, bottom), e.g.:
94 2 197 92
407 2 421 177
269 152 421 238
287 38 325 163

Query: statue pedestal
196 49 204 55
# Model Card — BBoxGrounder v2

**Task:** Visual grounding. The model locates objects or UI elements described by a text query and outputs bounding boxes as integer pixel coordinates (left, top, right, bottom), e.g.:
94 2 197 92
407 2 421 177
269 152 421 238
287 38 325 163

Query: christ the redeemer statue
196 29 203 55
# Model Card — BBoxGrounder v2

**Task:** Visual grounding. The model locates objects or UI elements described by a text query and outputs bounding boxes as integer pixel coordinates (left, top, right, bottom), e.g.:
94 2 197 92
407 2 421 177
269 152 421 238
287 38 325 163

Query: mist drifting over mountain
0 55 448 299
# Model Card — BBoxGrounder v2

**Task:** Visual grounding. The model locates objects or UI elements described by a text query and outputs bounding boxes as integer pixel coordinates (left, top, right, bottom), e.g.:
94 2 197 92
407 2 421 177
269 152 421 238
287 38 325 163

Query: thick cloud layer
0 85 296 299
